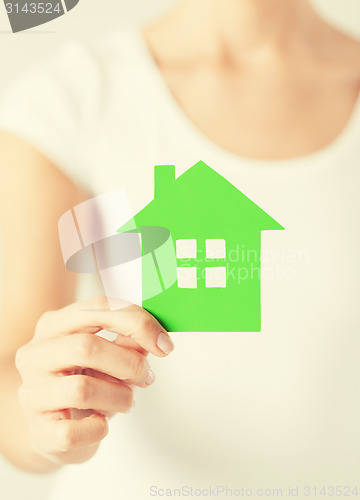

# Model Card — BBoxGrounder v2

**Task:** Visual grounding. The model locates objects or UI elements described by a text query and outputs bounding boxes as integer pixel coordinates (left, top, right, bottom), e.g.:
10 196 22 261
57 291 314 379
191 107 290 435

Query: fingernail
157 332 174 354
145 368 156 386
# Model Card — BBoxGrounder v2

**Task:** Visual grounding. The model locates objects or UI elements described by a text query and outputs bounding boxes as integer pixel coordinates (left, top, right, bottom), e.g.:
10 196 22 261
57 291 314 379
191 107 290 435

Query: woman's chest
156 65 360 160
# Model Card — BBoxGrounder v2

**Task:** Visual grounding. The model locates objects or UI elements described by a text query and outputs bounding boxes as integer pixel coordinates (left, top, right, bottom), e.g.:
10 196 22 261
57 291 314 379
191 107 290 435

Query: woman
0 0 359 497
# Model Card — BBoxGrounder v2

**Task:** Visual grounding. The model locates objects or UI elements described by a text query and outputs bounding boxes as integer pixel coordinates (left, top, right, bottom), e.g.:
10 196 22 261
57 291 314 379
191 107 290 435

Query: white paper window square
176 239 197 259
206 239 226 259
205 267 226 288
177 267 197 288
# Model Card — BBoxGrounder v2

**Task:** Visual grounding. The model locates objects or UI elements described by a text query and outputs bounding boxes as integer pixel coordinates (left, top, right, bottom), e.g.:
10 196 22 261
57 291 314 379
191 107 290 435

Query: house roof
118 161 284 234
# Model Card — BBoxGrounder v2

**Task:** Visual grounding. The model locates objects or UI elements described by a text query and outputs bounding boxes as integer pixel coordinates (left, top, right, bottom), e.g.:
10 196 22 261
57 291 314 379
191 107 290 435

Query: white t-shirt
1 27 360 499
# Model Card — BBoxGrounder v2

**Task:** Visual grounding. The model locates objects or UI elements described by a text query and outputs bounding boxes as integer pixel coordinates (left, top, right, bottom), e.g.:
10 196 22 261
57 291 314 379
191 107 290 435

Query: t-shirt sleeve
0 39 103 193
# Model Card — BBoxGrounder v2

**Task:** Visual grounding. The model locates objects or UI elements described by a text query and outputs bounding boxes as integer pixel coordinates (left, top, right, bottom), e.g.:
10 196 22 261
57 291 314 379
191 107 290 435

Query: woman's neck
145 0 325 65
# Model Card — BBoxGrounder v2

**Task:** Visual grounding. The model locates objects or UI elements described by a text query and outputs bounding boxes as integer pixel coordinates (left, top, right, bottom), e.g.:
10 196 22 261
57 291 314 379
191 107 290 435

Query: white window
176 239 197 259
177 267 197 288
176 238 227 289
205 239 226 259
205 267 226 288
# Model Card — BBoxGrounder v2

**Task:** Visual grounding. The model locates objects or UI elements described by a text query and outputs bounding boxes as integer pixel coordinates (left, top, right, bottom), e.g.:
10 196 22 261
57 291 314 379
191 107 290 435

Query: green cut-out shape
118 161 284 332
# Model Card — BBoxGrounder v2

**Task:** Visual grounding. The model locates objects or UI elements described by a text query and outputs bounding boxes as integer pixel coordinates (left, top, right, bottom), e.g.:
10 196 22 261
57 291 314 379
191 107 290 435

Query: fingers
14 295 174 467
20 375 135 414
29 412 109 458
34 296 175 357
22 334 154 386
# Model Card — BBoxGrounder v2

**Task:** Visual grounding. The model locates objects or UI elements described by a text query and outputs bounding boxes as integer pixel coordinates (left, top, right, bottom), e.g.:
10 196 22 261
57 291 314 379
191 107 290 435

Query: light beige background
0 1 359 499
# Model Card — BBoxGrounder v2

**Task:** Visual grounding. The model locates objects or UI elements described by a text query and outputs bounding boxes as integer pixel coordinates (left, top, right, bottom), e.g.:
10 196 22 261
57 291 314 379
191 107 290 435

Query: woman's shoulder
0 27 142 192
0 26 142 122
45 27 140 79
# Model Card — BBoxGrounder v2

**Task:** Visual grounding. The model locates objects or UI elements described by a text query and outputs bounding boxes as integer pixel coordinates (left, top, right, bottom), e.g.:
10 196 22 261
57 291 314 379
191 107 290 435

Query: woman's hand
14 296 174 466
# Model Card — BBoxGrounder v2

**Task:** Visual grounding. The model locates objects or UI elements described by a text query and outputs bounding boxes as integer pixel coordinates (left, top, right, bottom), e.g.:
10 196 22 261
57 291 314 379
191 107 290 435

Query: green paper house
118 161 284 332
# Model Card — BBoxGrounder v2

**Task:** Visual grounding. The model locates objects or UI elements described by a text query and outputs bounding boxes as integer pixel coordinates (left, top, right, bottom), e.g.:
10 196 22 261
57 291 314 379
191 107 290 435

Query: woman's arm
0 132 174 473
0 132 88 472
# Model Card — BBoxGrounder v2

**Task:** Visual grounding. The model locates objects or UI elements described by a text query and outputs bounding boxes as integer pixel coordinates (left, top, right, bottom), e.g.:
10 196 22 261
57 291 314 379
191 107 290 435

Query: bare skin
143 0 360 160
0 0 359 474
